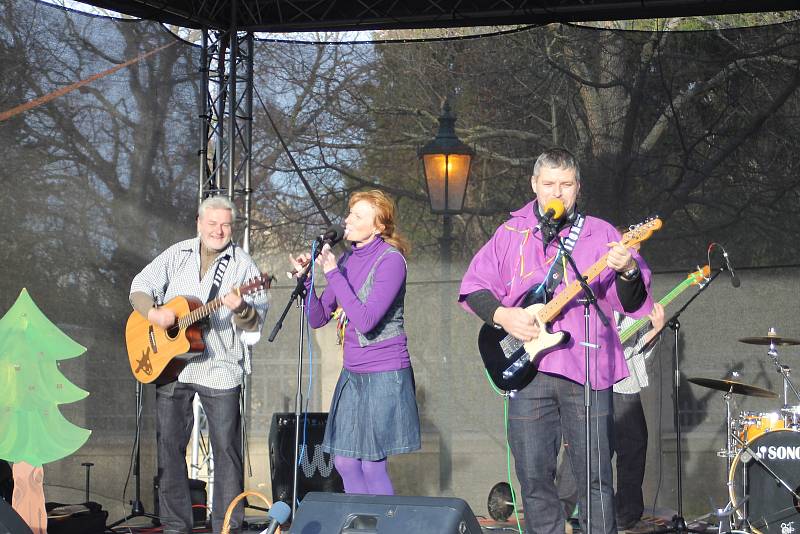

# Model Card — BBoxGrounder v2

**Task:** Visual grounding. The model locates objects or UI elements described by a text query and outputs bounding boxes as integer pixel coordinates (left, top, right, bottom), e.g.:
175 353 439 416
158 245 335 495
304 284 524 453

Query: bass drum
729 429 800 533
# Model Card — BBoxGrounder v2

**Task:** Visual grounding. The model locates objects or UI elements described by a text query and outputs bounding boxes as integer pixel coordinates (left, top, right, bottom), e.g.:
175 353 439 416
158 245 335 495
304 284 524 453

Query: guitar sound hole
166 325 180 340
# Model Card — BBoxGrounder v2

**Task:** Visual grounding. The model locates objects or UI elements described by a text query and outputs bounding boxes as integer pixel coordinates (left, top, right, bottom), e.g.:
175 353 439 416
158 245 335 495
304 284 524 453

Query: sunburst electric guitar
477 218 662 391
125 273 271 384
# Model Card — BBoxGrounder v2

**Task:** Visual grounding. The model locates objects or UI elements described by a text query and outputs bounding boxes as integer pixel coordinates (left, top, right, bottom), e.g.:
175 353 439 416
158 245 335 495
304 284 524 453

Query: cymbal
687 377 778 398
739 335 800 346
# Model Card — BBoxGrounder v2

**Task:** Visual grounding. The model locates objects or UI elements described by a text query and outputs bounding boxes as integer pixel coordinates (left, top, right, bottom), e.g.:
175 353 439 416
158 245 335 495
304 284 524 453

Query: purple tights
334 456 394 495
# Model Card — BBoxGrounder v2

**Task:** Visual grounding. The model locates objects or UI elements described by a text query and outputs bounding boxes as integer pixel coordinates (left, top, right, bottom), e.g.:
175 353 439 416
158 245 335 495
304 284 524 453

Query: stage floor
104 507 711 533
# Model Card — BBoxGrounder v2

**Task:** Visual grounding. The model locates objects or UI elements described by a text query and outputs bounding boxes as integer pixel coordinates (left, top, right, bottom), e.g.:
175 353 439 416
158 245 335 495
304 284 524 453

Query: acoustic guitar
125 273 271 384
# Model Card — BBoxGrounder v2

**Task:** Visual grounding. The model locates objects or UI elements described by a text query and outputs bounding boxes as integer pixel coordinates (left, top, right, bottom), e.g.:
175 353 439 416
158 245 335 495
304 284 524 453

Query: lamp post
419 100 473 491
419 101 474 267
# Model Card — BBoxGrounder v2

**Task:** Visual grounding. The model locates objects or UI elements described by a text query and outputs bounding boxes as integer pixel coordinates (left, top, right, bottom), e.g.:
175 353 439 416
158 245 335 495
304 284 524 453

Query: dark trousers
156 381 243 534
508 372 616 534
612 392 648 527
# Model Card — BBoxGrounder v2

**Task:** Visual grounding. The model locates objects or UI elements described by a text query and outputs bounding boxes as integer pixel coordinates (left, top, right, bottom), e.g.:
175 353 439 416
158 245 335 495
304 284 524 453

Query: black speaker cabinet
269 413 344 506
289 492 482 534
0 499 33 534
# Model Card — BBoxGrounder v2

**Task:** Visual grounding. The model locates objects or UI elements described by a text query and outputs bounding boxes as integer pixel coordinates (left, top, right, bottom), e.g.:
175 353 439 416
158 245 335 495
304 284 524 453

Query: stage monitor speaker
289 492 482 534
0 499 33 534
269 413 344 507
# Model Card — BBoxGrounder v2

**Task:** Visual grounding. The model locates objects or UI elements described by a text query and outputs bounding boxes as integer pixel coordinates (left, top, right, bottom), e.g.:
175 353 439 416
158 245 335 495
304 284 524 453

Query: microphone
538 199 565 228
721 246 741 288
286 224 347 278
259 501 291 534
315 224 346 247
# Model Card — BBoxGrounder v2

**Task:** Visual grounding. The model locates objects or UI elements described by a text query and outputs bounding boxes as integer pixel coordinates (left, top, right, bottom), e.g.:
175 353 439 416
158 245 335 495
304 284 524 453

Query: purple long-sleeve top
306 237 411 372
459 201 654 390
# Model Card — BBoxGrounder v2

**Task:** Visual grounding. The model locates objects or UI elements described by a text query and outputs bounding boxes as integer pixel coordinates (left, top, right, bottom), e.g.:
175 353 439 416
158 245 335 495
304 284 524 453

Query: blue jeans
156 382 243 534
508 372 615 534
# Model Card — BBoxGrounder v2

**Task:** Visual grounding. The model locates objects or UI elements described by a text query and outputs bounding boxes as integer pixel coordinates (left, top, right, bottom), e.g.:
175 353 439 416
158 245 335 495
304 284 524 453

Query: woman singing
289 190 421 495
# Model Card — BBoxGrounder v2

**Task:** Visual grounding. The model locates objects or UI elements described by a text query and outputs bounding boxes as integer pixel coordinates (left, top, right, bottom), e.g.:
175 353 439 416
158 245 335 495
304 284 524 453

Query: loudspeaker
269 413 344 506
289 492 482 534
0 499 33 534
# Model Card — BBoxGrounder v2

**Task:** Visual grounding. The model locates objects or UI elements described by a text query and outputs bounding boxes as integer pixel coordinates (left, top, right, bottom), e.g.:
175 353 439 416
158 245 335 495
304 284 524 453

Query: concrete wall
41 263 799 523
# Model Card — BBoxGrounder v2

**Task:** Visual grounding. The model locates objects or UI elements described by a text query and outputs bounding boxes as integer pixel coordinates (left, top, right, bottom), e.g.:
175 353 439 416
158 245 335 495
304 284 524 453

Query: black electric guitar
477 218 662 391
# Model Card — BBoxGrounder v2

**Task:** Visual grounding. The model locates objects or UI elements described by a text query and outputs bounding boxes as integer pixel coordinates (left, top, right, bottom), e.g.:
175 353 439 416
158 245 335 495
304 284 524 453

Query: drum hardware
783 405 800 429
705 496 749 534
689 374 781 531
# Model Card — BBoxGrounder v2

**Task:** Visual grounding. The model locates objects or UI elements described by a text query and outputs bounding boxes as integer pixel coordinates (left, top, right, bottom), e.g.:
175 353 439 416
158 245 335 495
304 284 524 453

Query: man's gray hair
198 195 237 222
532 147 581 182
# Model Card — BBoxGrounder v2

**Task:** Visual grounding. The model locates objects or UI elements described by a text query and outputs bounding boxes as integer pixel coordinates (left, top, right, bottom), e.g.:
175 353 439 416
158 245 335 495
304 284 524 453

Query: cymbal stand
719 388 747 527
763 329 800 406
723 390 734 476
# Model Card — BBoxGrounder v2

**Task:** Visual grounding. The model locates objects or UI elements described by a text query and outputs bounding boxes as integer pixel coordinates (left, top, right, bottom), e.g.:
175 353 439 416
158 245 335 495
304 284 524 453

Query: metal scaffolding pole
194 5 256 520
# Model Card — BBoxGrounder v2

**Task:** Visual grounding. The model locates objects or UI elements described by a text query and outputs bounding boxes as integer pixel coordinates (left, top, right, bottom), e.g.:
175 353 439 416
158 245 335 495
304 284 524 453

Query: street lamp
419 101 474 215
418 101 474 479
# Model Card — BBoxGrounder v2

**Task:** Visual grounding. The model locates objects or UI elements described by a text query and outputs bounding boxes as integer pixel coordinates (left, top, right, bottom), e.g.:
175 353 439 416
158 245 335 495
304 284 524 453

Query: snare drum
736 411 785 443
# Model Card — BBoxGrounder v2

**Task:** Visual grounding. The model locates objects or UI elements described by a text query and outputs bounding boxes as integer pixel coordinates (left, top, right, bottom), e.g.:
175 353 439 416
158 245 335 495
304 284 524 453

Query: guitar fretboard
176 296 227 330
618 277 691 343
539 253 611 323
536 222 660 324
174 283 252 330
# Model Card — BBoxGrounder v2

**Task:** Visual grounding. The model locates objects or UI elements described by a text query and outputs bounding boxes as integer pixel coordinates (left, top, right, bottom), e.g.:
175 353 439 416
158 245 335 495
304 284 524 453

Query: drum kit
689 328 800 534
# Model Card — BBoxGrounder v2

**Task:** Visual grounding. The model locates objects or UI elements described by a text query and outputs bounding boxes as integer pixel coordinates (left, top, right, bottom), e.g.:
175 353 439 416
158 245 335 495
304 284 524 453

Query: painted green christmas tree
0 288 91 466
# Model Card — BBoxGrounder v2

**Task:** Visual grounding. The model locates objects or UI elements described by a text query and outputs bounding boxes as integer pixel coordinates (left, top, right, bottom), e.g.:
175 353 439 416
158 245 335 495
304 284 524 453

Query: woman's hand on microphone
317 244 338 273
288 252 312 278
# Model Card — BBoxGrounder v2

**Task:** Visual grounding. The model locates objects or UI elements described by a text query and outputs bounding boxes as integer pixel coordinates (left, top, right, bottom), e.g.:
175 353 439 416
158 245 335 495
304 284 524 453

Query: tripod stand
108 380 159 528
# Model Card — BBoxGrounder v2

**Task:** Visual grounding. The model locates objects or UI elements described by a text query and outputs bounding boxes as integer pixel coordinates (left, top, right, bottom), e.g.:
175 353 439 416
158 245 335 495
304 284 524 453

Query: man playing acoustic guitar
459 147 655 534
129 195 268 534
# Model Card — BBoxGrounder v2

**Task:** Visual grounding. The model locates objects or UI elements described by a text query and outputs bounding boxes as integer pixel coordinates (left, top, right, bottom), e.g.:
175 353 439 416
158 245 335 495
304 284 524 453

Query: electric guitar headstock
688 264 711 286
620 217 663 248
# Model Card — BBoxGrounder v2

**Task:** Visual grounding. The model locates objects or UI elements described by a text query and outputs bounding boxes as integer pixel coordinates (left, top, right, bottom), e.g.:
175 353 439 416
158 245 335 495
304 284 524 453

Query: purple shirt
306 237 411 372
459 201 653 390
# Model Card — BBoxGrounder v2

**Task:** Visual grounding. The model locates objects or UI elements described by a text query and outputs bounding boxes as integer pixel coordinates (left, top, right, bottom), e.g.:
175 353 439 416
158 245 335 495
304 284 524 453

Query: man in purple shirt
459 148 653 534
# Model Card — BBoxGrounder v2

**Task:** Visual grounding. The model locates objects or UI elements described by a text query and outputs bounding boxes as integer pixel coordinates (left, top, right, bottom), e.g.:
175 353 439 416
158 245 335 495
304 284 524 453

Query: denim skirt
322 367 421 461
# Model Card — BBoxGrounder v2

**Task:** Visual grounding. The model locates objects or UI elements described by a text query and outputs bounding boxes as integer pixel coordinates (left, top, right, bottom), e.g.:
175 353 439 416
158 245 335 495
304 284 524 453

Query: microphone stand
550 228 610 534
651 267 723 534
267 239 326 520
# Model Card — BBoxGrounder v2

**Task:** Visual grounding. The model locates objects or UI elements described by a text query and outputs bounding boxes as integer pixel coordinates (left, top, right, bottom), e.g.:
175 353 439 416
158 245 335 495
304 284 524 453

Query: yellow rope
221 490 280 534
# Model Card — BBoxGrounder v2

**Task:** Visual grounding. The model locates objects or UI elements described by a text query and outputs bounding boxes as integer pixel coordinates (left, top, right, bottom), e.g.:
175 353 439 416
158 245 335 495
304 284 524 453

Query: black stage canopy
74 0 798 32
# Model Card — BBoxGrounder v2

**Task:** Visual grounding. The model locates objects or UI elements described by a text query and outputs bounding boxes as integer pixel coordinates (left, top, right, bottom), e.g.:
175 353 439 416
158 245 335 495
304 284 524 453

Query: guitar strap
534 214 585 302
206 254 231 302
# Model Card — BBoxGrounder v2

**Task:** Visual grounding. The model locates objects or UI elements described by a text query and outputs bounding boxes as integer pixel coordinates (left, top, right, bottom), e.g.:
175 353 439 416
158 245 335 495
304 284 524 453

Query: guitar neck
176 289 241 330
536 218 661 326
539 253 610 323
618 277 694 343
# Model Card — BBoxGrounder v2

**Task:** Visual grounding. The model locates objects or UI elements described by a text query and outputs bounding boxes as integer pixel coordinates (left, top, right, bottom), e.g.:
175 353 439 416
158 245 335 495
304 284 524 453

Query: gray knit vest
354 246 406 347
